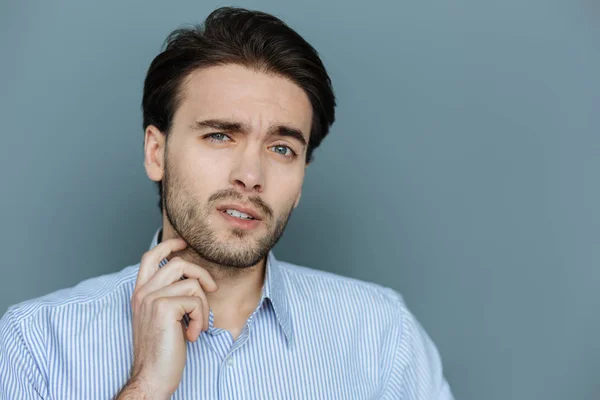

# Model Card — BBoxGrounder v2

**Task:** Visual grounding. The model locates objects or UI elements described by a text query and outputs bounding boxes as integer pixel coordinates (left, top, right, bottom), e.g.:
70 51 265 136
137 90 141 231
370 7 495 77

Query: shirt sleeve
0 309 47 399
381 290 454 400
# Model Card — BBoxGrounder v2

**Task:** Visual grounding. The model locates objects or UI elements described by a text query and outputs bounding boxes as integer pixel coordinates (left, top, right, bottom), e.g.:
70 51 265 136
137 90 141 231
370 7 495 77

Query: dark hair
142 6 336 211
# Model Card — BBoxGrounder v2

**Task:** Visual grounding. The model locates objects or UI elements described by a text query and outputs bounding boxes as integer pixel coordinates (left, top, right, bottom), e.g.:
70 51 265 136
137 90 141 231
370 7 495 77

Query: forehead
176 64 313 136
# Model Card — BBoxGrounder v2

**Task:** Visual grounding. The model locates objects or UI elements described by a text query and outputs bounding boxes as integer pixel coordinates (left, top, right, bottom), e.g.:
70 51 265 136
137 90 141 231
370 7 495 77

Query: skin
117 64 313 399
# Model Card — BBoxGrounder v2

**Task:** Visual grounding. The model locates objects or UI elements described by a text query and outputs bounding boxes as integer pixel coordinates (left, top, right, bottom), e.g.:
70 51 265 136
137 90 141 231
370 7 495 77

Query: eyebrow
193 118 308 148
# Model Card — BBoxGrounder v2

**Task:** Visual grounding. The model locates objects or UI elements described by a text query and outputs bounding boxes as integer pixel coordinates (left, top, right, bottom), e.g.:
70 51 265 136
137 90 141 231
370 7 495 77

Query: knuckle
185 280 203 297
142 293 155 306
140 252 151 264
167 257 184 272
188 278 202 290
153 297 170 314
131 291 143 309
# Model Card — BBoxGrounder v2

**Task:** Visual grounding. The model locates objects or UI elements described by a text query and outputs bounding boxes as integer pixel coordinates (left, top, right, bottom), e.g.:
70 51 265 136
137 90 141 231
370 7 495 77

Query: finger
156 296 205 341
146 279 210 331
135 238 188 290
181 297 206 341
141 257 218 296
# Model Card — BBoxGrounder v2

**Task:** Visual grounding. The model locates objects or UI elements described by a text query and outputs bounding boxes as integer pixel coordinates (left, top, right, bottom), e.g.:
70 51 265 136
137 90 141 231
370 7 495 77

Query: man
0 7 453 399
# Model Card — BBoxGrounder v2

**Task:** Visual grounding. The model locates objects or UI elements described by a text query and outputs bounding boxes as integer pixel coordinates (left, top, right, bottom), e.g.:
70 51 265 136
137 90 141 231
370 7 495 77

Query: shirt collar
148 227 293 346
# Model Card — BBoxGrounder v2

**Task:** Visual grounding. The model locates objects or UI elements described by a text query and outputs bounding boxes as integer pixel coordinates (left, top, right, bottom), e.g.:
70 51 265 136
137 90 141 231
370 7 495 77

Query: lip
216 204 262 221
218 208 261 230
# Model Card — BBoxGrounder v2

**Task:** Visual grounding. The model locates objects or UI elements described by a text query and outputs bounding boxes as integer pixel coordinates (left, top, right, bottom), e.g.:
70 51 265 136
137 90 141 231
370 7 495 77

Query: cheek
267 167 304 207
177 148 229 198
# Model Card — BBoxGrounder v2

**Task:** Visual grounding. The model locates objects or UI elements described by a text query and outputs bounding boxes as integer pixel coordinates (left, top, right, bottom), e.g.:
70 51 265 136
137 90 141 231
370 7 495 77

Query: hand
117 238 218 400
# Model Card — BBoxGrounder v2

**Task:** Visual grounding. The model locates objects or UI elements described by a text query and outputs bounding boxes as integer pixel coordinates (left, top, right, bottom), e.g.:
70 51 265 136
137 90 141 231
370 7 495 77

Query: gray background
1 0 599 399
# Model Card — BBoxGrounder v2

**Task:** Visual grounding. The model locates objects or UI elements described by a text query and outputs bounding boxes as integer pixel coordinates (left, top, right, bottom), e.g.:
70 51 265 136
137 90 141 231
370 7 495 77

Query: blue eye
270 145 296 158
207 133 231 142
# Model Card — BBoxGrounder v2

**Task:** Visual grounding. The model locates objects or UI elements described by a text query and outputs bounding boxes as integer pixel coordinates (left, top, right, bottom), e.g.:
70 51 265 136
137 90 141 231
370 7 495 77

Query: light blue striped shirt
0 228 453 399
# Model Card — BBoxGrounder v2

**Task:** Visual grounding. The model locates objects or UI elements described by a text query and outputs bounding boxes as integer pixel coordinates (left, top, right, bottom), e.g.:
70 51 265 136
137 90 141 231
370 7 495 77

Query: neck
159 223 266 317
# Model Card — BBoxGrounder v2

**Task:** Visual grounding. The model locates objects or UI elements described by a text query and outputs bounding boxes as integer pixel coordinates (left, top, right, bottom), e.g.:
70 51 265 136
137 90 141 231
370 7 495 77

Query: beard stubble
162 148 295 269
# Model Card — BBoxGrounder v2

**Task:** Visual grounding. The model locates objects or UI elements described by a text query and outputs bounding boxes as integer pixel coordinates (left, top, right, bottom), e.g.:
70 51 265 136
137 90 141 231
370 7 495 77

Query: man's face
149 64 312 268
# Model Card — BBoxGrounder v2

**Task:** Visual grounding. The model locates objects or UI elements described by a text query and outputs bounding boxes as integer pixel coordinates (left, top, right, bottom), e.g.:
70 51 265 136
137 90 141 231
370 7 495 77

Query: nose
229 145 265 193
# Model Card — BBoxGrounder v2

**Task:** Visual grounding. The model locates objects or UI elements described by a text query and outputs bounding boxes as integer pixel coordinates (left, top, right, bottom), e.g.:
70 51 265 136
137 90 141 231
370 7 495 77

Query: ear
143 125 167 183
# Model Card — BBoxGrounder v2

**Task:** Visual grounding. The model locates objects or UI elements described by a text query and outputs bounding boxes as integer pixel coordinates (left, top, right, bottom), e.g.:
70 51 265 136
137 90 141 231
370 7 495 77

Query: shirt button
226 357 235 367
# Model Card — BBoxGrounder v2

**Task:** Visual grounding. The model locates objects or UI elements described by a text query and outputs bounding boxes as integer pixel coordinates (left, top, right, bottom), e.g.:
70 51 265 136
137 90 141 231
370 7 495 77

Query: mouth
216 204 262 221
216 204 263 230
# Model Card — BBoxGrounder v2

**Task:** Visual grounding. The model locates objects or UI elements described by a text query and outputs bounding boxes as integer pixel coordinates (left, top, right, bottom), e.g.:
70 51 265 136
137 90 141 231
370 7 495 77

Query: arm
114 377 156 400
381 290 454 400
0 309 47 399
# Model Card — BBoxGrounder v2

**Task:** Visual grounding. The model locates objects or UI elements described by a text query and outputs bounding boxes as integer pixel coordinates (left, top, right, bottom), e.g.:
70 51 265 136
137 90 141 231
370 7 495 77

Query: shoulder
276 259 431 368
276 259 408 323
277 260 451 396
3 263 140 326
0 264 140 396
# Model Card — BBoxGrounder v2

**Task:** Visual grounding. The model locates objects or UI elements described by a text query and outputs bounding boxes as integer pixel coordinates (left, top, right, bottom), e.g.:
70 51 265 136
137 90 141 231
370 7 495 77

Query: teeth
225 209 255 220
